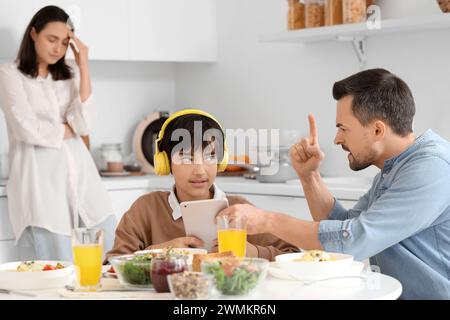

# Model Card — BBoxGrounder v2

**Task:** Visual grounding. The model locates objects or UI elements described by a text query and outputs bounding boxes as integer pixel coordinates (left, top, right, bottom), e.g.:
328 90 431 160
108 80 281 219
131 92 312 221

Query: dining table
0 268 402 300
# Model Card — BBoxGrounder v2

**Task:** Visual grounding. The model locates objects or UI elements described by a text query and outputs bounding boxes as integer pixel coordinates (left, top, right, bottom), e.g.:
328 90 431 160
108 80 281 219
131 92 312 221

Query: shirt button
342 231 350 239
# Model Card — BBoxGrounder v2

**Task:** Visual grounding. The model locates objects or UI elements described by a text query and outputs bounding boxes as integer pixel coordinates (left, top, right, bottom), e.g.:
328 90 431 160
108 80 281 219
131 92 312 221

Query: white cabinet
32 0 129 61
233 194 357 221
129 0 217 62
108 189 150 221
0 0 33 59
238 194 313 221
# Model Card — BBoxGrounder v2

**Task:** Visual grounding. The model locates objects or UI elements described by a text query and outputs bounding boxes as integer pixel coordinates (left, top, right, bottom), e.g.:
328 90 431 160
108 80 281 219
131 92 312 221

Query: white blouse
0 61 114 241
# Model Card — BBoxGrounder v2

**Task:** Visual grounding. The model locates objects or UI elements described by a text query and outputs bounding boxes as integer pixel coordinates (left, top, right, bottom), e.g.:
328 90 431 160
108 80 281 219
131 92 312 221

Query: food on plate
294 250 334 262
191 251 235 272
167 271 213 300
14 261 65 272
201 257 268 296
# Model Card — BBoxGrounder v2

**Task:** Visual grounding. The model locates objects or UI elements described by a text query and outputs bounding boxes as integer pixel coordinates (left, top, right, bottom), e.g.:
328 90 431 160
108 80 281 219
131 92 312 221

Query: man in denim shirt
219 69 450 299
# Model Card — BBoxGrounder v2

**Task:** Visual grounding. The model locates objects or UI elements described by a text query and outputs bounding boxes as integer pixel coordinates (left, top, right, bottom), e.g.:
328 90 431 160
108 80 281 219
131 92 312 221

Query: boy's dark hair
17 5 74 80
332 68 415 136
158 114 225 168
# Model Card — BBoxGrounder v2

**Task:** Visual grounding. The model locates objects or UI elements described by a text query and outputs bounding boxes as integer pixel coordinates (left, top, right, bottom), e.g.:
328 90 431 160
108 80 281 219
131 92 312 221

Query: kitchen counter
0 175 371 200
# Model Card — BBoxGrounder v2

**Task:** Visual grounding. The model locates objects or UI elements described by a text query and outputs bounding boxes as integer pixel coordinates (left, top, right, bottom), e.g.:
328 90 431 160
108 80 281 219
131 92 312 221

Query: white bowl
134 248 207 265
0 261 74 290
275 252 354 281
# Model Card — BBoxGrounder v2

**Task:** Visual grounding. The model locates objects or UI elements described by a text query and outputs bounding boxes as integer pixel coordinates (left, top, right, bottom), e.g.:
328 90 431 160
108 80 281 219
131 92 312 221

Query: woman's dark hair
17 5 73 80
332 68 415 136
159 114 225 168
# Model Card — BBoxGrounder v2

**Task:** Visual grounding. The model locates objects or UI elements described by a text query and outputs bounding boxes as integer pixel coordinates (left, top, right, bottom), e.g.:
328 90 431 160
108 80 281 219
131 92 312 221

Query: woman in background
0 6 116 261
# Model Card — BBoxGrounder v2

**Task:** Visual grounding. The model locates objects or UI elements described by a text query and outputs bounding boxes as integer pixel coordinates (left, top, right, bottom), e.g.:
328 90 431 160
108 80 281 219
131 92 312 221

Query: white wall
1 0 449 178
174 0 450 178
0 59 176 158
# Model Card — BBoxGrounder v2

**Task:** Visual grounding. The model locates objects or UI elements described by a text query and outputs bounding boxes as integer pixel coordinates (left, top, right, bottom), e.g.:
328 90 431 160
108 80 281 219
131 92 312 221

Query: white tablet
180 198 229 251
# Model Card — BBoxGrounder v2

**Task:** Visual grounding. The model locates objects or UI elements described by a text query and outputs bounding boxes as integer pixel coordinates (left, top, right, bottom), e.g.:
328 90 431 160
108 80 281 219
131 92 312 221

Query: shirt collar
383 129 434 172
168 183 226 221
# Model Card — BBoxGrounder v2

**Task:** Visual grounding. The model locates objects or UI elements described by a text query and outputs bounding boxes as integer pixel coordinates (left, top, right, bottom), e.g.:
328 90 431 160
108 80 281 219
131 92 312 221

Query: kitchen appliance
238 146 297 183
132 111 169 173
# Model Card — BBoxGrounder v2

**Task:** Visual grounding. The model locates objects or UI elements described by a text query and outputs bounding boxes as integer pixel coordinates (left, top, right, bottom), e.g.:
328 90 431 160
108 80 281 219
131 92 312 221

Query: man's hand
290 114 325 179
147 236 205 250
217 204 268 235
69 33 89 69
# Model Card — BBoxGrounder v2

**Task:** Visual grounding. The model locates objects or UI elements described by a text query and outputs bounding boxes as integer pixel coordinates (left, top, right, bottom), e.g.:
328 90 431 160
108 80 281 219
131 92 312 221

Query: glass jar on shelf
325 0 343 26
305 0 325 28
100 143 124 172
343 0 367 24
287 0 305 30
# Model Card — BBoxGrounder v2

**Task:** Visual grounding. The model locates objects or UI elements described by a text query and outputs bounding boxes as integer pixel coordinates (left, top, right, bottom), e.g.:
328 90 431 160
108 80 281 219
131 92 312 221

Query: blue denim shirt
319 129 450 299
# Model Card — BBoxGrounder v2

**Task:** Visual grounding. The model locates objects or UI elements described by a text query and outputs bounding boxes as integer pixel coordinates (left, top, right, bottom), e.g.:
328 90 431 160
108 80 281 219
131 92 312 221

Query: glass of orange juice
217 215 247 257
72 228 104 291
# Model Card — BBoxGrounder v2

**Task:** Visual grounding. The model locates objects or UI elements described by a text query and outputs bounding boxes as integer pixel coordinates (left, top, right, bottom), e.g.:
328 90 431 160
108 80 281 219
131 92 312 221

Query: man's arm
289 114 334 221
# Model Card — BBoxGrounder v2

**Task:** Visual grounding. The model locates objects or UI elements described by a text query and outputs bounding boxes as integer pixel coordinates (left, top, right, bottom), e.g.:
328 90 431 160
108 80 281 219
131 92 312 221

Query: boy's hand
148 236 205 250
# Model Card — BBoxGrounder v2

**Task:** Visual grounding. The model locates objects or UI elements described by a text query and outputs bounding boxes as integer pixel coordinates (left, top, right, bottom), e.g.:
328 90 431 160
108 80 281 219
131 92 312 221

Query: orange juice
73 244 103 288
218 229 247 257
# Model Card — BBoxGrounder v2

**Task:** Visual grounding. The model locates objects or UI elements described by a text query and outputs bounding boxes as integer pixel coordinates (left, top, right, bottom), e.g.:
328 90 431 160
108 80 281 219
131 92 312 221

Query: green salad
203 260 262 295
119 253 155 285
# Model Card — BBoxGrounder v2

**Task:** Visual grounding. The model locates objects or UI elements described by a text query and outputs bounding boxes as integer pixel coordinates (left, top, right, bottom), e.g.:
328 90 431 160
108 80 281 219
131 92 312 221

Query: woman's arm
0 66 65 148
65 35 95 136
70 34 91 102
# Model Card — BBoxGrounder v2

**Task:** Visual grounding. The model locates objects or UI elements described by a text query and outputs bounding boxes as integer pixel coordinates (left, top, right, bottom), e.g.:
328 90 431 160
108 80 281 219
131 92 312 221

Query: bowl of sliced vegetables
108 253 157 289
0 260 74 290
201 257 269 296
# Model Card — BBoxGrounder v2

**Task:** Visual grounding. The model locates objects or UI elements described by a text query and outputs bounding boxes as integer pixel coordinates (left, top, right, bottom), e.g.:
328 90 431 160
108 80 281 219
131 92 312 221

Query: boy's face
171 145 219 201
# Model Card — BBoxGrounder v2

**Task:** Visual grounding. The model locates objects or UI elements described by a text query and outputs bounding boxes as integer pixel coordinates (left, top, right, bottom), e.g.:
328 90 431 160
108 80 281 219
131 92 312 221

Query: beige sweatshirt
106 191 299 262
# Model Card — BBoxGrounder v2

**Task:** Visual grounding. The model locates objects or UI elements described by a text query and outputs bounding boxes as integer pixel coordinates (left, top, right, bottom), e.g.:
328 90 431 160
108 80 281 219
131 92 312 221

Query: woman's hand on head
69 32 89 68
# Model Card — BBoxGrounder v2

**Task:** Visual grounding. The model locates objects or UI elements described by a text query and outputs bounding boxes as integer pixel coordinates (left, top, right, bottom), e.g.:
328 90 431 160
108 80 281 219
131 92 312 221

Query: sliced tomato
43 264 56 271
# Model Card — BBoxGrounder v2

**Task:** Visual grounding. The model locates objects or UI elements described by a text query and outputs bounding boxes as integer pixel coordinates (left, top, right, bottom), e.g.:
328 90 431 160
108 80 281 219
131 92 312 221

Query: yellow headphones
153 109 229 176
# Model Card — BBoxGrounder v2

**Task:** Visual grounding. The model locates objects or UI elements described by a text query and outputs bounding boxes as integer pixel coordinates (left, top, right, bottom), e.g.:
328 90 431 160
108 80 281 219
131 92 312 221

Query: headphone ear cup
154 151 170 176
218 148 229 172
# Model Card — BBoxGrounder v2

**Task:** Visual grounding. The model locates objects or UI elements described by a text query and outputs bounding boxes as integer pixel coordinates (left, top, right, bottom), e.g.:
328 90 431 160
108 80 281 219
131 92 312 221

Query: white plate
0 261 74 290
269 260 365 281
275 252 354 281
134 248 207 265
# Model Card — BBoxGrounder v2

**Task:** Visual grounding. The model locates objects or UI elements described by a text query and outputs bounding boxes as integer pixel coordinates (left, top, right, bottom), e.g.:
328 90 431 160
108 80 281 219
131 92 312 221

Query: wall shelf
259 14 450 69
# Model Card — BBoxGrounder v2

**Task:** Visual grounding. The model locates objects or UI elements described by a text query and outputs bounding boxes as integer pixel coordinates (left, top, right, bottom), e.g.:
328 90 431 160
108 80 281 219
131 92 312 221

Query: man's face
334 95 378 171
171 145 218 200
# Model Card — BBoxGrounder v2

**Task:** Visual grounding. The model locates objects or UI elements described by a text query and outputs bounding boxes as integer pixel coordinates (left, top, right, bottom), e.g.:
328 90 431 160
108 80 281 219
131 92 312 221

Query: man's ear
373 120 386 141
30 27 37 41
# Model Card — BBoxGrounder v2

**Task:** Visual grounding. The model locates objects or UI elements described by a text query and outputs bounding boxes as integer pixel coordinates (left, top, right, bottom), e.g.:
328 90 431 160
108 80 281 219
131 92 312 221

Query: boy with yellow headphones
106 109 299 260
